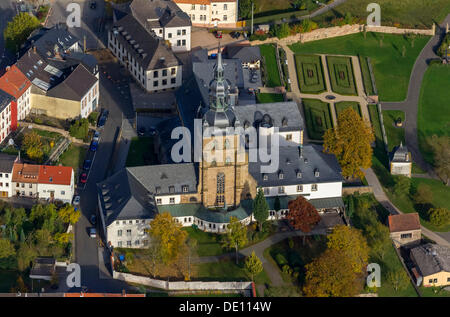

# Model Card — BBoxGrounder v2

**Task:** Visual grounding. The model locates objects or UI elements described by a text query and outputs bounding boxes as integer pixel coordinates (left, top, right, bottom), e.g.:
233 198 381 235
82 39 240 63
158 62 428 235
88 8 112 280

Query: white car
93 131 100 142
73 195 80 206
89 228 97 238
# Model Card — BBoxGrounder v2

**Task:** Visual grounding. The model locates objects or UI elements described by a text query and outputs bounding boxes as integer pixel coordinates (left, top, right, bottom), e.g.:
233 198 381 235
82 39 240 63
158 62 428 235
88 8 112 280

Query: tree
387 268 410 292
393 175 411 197
11 276 28 293
343 12 353 25
245 251 263 281
271 23 290 39
17 241 37 271
22 131 44 162
365 222 390 260
69 118 90 141
0 238 16 270
265 285 301 297
253 188 269 231
303 249 363 297
427 208 450 227
147 212 187 264
287 196 321 234
323 108 375 179
54 232 73 245
58 204 81 225
327 225 369 273
222 216 248 264
239 0 253 19
414 184 433 205
427 135 450 185
144 241 163 278
4 13 40 53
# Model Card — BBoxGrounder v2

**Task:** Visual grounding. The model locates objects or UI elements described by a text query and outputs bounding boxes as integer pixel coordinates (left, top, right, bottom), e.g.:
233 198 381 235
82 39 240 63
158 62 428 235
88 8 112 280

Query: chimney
33 46 36 53
298 145 303 158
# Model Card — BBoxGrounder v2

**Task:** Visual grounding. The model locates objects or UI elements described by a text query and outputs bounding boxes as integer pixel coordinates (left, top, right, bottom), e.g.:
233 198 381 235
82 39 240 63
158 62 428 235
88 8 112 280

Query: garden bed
302 98 333 140
260 44 282 87
335 101 361 117
294 54 327 94
326 55 357 96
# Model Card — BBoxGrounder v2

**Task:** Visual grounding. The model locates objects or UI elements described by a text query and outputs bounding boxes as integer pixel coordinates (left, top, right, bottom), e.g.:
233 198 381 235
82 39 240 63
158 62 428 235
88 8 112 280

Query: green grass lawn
126 137 157 167
312 0 450 28
194 260 271 287
368 104 385 151
359 56 375 96
256 93 284 103
335 101 361 117
260 44 282 87
326 55 357 96
57 144 87 174
294 54 327 94
420 286 450 297
383 110 405 152
302 98 333 140
417 64 450 164
250 0 319 24
289 32 430 101
182 227 225 257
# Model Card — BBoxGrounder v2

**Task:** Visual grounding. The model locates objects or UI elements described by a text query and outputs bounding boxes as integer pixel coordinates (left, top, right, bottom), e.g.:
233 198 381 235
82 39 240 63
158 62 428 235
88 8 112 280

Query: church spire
209 42 229 112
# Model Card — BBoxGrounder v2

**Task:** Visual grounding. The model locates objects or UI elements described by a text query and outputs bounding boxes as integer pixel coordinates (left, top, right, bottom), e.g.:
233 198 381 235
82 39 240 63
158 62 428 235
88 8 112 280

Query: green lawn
417 64 450 164
294 54 327 94
289 32 430 101
359 56 375 96
57 144 87 174
194 260 271 287
260 44 282 87
256 93 284 103
312 0 450 28
249 0 319 24
420 286 450 297
182 227 225 257
383 110 405 152
334 101 361 117
126 137 157 167
302 98 333 140
326 55 357 96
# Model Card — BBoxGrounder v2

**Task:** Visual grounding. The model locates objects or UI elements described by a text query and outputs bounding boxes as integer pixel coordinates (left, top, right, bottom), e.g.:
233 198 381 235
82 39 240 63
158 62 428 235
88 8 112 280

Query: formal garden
289 32 430 101
294 54 327 94
302 98 333 140
335 101 361 117
358 55 375 96
326 55 358 96
259 44 282 87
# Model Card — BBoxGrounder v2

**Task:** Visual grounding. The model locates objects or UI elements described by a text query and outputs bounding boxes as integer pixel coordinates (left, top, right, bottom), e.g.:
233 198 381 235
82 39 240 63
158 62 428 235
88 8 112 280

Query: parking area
191 28 245 50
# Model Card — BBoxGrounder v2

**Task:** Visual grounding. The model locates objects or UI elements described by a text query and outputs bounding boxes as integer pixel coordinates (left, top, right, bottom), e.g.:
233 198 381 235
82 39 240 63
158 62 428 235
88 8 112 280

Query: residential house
129 0 192 52
0 89 13 144
389 142 412 177
174 0 238 28
12 162 40 198
0 65 32 129
410 244 450 287
388 213 422 247
16 24 99 119
0 153 18 197
108 13 183 93
37 165 75 203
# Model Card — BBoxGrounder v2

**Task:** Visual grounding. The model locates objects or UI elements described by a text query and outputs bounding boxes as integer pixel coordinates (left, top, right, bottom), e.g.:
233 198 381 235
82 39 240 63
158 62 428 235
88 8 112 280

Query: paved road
381 14 450 175
364 168 450 247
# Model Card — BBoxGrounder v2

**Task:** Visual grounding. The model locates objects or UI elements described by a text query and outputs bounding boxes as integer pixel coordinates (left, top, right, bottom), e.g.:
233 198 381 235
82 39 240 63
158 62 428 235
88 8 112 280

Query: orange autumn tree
323 108 374 179
287 196 321 232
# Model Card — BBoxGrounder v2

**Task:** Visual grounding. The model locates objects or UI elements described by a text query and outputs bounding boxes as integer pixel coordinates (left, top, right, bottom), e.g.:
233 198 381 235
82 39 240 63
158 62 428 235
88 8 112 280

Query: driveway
381 14 450 175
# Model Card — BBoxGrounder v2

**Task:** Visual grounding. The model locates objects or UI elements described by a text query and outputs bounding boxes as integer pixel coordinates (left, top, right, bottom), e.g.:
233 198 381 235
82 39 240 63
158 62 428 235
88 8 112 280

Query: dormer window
296 170 302 178
182 185 189 193
263 174 268 181
314 169 320 177
282 117 288 127
155 186 161 194
278 170 284 180
169 186 175 194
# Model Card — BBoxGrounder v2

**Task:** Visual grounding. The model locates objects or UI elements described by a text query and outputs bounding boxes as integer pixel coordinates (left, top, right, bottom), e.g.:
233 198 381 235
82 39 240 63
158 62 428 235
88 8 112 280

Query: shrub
275 253 288 267
69 118 89 140
88 111 99 125
427 208 450 227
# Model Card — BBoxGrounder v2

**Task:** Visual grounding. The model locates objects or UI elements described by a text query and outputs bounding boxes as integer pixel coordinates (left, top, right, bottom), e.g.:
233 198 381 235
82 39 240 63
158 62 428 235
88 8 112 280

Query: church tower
199 47 256 208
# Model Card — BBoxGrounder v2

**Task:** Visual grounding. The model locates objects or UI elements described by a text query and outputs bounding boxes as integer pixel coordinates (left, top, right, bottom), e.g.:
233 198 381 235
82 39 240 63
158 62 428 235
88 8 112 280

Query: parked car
83 159 92 170
90 140 98 152
89 227 96 238
90 214 97 225
230 31 240 39
215 31 222 39
97 116 106 128
80 173 88 184
72 195 80 206
93 131 100 142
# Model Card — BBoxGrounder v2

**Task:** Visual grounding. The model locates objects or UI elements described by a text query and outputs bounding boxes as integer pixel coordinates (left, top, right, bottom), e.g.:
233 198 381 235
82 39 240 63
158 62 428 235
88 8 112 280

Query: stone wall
342 186 373 195
113 271 253 292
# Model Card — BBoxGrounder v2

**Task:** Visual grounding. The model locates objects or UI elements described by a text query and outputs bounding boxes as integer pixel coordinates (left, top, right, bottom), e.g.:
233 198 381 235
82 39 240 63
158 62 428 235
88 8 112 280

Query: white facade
0 169 13 197
155 194 182 205
37 173 75 203
80 81 99 118
17 86 31 121
153 26 191 52
177 1 238 27
107 218 151 248
0 102 11 144
261 181 343 200
108 31 183 93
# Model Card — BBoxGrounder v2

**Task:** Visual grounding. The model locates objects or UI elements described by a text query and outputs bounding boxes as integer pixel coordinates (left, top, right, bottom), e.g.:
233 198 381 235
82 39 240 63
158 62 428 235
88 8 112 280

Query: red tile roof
38 165 73 186
12 163 40 183
0 65 31 99
388 213 421 233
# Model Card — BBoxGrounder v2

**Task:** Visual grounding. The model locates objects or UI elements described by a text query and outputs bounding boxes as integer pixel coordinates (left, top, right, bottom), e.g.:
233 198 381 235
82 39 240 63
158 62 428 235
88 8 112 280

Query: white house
130 0 192 52
0 90 13 144
0 153 17 197
37 165 75 203
174 0 238 28
109 13 183 93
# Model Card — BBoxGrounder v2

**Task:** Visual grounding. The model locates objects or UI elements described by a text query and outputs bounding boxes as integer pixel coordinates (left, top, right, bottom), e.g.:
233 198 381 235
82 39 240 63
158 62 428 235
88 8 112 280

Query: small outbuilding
29 257 56 281
389 142 412 177
388 213 421 247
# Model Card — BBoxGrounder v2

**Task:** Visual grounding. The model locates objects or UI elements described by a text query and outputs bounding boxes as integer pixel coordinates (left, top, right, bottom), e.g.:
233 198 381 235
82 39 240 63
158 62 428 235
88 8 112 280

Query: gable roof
411 244 450 276
112 14 180 71
0 89 14 113
0 153 18 173
390 142 411 162
46 64 98 101
130 0 191 29
388 213 421 232
38 165 73 186
12 163 40 183
0 65 32 99
226 45 261 64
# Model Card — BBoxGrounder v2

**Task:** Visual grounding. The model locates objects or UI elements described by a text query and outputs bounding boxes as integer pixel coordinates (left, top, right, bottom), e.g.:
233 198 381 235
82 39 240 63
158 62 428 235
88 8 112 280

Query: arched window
216 172 225 206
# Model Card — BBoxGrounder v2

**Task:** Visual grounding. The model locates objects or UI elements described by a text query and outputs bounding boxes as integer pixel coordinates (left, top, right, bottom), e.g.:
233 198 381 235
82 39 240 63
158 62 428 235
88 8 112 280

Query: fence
112 271 253 293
